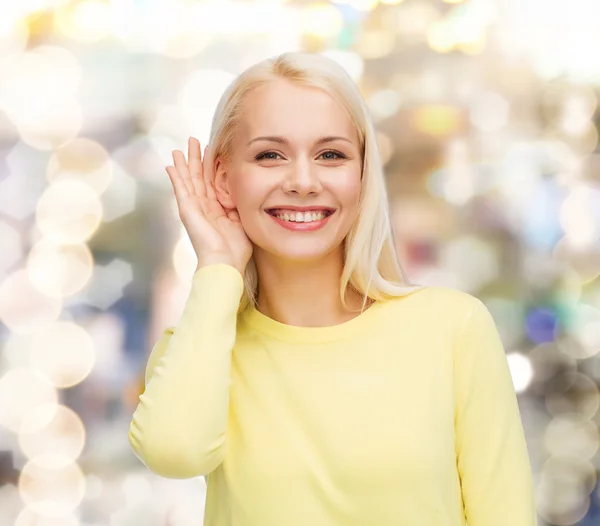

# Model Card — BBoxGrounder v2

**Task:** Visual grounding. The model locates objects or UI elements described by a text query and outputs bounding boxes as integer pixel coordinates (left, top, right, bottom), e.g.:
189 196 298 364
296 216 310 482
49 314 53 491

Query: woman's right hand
166 137 253 277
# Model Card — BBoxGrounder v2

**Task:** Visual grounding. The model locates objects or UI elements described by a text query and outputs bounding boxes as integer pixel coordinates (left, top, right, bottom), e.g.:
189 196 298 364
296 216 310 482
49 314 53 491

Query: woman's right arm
128 135 252 479
128 262 244 479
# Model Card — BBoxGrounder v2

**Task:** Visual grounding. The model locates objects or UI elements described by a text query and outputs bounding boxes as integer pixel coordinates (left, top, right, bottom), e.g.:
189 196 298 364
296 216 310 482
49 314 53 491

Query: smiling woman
127 51 537 526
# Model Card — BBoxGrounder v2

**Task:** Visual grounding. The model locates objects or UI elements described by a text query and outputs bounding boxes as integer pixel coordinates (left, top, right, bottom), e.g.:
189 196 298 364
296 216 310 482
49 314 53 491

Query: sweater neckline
241 299 387 343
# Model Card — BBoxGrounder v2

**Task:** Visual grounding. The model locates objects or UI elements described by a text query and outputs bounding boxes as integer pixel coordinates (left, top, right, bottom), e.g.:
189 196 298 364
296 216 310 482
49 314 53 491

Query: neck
252 247 370 327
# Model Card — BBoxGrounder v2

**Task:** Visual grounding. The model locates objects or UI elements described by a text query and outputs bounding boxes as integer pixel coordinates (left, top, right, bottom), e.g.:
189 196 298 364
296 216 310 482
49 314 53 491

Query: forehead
237 79 358 142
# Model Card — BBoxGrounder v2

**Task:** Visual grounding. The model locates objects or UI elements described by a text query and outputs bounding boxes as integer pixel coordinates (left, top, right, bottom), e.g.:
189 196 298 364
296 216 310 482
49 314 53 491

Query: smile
265 209 335 231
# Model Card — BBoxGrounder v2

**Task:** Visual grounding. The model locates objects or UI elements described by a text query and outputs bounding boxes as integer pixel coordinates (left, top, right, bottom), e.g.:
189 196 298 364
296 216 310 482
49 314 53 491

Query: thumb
226 209 241 222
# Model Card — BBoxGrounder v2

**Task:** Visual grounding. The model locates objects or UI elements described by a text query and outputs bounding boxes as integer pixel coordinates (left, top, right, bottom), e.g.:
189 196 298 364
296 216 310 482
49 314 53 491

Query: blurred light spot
3 332 40 369
0 17 29 65
83 474 103 501
545 372 599 421
319 50 363 83
497 142 542 206
47 138 112 195
100 161 138 222
1 46 82 150
18 456 86 517
545 417 599 460
553 236 600 283
54 0 112 43
19 404 86 468
368 89 401 121
520 179 564 252
536 455 595 525
0 220 23 277
0 171 37 216
469 91 509 132
146 2 212 59
560 93 597 136
439 235 499 292
356 29 396 59
431 138 476 205
396 2 441 44
559 183 600 248
552 264 584 306
525 307 558 344
2 143 49 220
529 342 577 387
84 312 125 382
301 4 343 38
523 0 600 84
176 69 236 143
507 352 533 393
538 139 582 187
380 0 405 4
0 269 62 333
557 303 600 359
27 322 96 388
412 104 462 137
27 240 94 299
2 1 71 27
17 100 83 151
15 507 79 526
146 106 188 142
0 368 58 433
81 259 133 310
457 37 486 55
36 180 103 244
111 136 168 182
121 474 153 504
427 20 454 53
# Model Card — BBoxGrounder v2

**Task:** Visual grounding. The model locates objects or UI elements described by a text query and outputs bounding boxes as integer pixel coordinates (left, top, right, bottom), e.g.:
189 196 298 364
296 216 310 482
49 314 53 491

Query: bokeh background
0 0 599 524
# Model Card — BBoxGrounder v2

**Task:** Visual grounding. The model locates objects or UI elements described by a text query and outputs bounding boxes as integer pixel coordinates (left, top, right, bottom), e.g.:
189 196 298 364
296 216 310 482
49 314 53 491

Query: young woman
128 52 537 525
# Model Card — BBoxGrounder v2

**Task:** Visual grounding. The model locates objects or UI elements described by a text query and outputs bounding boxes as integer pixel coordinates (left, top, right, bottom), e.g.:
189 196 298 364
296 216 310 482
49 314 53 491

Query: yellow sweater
128 263 537 526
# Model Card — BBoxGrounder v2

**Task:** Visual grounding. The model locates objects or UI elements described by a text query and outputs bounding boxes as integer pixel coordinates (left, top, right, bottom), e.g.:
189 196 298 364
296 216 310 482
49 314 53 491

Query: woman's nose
281 160 322 195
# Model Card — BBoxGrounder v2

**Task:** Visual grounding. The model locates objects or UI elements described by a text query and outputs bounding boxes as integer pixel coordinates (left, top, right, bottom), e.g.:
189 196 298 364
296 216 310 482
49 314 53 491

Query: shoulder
380 285 483 319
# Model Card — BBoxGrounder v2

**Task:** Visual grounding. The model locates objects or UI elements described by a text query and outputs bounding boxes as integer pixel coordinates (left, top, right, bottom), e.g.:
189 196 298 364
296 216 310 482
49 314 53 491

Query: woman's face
215 78 363 263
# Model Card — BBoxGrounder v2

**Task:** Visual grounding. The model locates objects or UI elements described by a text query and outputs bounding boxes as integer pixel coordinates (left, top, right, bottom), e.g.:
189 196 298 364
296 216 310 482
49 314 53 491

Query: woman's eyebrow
246 135 353 147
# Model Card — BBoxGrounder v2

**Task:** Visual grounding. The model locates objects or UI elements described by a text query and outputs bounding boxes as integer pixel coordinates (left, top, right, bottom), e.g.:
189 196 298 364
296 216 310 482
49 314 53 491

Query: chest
224 335 457 492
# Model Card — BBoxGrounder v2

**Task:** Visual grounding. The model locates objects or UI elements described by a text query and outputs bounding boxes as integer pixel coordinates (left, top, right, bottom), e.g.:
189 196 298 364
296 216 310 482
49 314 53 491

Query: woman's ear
213 157 235 209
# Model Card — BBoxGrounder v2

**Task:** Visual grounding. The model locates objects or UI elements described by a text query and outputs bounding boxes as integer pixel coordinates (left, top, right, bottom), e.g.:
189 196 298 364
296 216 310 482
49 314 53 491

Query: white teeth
272 210 329 223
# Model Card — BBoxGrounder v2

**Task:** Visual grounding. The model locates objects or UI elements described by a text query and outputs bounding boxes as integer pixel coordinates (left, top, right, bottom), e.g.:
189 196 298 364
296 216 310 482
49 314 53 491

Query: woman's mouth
265 208 335 231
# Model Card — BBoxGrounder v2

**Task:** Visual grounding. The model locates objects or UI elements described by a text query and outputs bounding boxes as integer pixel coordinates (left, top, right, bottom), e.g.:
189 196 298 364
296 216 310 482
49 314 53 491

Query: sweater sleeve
128 263 244 479
453 299 537 526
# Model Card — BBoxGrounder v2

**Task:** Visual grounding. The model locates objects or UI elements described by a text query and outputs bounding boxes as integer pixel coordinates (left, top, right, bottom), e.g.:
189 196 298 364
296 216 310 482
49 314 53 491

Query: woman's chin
257 243 341 264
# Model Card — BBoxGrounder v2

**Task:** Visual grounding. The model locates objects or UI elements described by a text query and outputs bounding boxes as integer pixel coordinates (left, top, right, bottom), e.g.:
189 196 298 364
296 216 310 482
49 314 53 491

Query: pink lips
266 210 334 232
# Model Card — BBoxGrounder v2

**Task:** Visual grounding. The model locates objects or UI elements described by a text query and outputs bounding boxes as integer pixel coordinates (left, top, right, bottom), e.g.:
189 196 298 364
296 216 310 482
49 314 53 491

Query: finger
188 137 206 198
226 209 241 222
172 150 194 195
203 144 218 201
166 165 189 203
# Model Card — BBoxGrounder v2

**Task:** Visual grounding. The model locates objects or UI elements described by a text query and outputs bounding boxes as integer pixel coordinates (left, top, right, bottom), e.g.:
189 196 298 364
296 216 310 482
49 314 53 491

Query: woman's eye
320 150 346 160
255 151 281 161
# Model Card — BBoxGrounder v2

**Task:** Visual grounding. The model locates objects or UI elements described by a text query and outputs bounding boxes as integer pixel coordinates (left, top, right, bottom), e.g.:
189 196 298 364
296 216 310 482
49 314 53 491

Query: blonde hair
208 52 426 314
